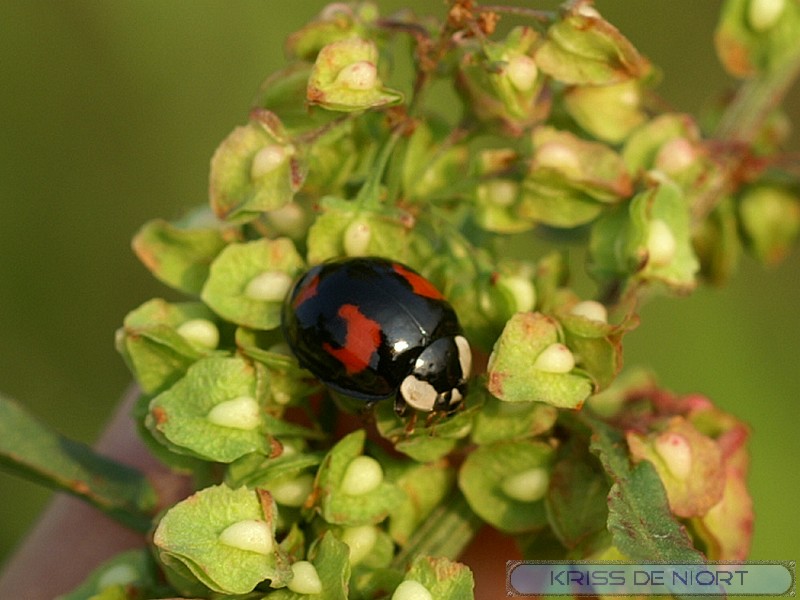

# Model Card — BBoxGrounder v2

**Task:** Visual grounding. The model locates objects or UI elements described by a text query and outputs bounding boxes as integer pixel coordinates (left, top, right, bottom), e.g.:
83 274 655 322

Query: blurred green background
1 0 798 569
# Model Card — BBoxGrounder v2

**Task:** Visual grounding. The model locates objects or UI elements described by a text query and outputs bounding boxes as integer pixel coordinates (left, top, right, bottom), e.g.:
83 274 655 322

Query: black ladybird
281 257 471 415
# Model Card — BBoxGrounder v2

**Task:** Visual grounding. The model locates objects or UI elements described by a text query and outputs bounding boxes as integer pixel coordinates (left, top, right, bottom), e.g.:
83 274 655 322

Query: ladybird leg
393 393 409 418
360 400 378 425
404 411 417 435
424 410 438 428
446 399 464 416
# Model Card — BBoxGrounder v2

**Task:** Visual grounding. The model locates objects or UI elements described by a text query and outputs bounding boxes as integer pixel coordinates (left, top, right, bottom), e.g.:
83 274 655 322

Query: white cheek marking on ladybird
455 335 472 378
400 376 438 412
393 339 410 354
449 388 463 406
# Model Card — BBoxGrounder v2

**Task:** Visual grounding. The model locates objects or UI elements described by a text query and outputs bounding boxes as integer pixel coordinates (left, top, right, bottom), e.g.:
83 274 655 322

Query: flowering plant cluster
2 1 799 598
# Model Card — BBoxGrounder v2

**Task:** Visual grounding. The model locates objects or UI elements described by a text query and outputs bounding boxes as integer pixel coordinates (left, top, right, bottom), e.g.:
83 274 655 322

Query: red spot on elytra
323 304 382 374
292 273 320 308
392 263 443 300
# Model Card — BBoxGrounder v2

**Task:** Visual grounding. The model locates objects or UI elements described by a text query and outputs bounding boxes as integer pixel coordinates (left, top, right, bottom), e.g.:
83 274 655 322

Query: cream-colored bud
501 467 550 502
344 220 372 256
536 144 580 173
288 561 323 595
207 396 261 430
245 271 293 302
218 520 273 555
97 564 139 590
654 432 692 480
654 137 696 175
533 343 575 373
507 55 538 92
570 301 608 324
748 0 785 32
498 276 536 313
271 474 314 507
479 179 518 207
392 580 434 600
251 145 288 179
646 219 677 267
341 525 378 565
176 318 219 349
341 455 383 496
336 61 378 90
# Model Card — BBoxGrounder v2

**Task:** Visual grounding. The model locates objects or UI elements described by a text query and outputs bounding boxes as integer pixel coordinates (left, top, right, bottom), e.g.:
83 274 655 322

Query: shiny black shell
281 257 466 407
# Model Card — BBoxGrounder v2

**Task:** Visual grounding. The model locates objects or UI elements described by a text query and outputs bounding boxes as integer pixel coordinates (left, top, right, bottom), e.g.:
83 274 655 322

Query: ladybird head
398 335 471 413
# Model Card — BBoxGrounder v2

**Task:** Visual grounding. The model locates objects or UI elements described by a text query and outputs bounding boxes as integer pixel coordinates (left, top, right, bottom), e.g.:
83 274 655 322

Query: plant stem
356 129 404 210
476 5 553 24
391 490 483 569
692 46 800 224
714 63 800 144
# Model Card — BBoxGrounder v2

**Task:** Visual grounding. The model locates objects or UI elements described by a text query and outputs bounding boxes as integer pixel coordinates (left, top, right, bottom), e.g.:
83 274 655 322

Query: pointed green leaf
545 443 610 553
609 461 706 561
0 394 156 532
587 417 705 561
391 491 482 571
